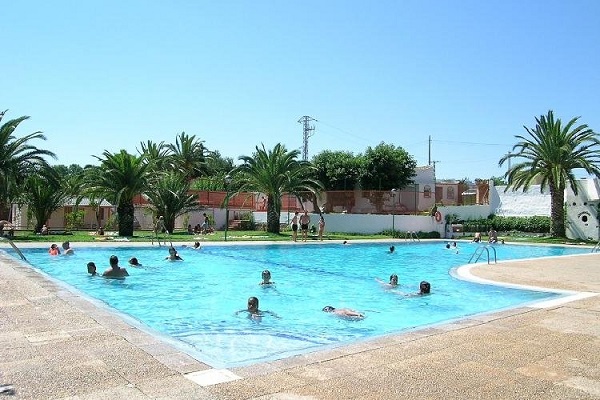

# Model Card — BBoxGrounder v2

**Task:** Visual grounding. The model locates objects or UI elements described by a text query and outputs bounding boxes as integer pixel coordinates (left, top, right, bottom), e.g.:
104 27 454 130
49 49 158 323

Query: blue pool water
13 241 588 368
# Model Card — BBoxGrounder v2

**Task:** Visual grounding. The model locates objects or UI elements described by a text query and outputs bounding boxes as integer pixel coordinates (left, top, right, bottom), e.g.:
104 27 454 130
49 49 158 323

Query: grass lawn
5 229 391 243
4 229 596 246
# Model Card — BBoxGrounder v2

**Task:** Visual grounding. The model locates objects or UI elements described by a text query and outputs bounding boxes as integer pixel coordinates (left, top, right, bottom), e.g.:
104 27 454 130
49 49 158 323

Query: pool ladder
0 237 27 261
468 244 497 264
404 231 420 241
592 241 600 253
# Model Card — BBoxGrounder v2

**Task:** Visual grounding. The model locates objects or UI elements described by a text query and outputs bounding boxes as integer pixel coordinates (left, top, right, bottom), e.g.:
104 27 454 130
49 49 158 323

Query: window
424 185 431 198
447 187 455 199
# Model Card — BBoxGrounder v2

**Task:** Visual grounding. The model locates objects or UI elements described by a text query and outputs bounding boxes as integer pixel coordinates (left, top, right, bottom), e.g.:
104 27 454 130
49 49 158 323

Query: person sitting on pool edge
102 255 129 278
236 296 279 319
376 273 399 289
259 269 274 285
322 306 364 319
165 246 183 261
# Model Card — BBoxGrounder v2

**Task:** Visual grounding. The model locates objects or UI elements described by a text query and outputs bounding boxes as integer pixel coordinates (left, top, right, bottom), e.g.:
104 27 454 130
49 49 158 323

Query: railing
468 244 497 264
404 231 420 242
592 241 600 253
0 237 27 261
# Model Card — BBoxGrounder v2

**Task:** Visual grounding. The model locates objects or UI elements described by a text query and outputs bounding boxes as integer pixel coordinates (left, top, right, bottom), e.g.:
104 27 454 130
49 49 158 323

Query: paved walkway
0 243 599 399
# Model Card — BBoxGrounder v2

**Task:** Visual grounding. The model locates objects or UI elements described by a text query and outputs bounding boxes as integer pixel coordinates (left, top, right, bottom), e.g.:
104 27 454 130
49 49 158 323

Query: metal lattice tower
298 116 316 161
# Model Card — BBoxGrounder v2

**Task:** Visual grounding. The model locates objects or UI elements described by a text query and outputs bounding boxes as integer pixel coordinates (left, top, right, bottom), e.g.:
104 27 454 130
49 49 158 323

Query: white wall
493 185 551 217
566 179 600 240
252 211 445 236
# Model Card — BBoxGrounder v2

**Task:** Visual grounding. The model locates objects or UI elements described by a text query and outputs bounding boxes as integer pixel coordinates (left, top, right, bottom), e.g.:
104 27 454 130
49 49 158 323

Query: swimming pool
12 241 589 368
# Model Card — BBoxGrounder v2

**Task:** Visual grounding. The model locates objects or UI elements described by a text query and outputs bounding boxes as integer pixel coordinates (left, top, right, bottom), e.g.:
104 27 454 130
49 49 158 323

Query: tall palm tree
233 143 323 233
499 110 600 237
145 171 200 233
138 140 172 171
90 150 151 236
167 132 209 181
0 111 56 218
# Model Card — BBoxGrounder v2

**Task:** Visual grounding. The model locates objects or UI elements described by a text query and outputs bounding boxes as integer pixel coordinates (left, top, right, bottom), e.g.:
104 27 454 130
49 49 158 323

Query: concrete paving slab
0 244 598 399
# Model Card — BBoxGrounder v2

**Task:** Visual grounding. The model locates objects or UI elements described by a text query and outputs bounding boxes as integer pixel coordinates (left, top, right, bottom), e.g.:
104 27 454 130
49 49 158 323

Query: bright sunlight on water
15 241 588 368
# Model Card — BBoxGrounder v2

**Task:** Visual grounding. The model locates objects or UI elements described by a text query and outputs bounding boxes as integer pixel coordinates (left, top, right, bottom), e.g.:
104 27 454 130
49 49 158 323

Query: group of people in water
48 241 74 256
238 268 431 320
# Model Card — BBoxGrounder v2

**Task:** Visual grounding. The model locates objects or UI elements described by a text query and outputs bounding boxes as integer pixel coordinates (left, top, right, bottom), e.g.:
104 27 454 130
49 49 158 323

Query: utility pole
428 135 432 165
298 116 316 161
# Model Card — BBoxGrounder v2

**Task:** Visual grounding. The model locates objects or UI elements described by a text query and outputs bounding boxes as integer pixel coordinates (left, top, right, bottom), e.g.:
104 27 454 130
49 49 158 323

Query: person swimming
128 257 142 267
236 296 279 319
322 306 364 319
165 247 183 261
48 243 60 256
376 273 399 289
259 270 274 285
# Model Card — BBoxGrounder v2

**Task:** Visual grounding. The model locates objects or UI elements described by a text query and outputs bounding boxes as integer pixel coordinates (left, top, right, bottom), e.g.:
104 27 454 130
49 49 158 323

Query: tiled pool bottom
2 250 599 399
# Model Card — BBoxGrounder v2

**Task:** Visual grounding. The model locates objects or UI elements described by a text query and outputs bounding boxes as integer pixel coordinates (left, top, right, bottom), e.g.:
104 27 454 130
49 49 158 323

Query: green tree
499 110 600 237
361 142 416 190
138 140 171 171
145 171 200 233
311 150 363 190
23 168 70 233
168 132 209 181
234 143 323 233
90 150 151 236
0 111 56 219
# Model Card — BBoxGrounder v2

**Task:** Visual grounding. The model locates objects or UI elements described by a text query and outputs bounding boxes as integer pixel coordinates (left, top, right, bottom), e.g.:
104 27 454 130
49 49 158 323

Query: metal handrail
0 237 27 261
592 241 600 253
404 231 420 242
468 244 497 264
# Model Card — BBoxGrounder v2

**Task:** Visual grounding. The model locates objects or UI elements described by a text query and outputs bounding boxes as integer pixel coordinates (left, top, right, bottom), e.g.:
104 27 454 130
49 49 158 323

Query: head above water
322 306 335 313
87 262 96 274
62 241 70 250
109 255 119 266
389 274 398 285
420 281 431 294
247 296 259 311
129 257 139 266
262 270 271 279
389 245 395 253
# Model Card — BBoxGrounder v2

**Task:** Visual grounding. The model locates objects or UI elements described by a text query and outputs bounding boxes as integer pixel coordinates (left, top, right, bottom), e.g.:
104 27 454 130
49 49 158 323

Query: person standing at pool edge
318 214 325 241
300 210 310 242
291 211 299 242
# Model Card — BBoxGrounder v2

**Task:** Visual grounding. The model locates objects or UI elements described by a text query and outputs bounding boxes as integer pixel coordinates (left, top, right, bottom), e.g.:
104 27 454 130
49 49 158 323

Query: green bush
463 216 551 233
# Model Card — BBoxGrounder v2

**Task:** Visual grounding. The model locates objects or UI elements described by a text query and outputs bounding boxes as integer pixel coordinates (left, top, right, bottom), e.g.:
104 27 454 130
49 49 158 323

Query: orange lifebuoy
434 211 442 222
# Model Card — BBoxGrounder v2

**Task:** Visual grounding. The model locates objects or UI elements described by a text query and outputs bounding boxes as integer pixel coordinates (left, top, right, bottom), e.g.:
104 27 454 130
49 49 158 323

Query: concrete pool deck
0 242 599 399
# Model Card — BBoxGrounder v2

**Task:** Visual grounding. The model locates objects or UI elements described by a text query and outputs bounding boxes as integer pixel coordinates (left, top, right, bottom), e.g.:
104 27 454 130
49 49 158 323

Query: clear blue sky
3 0 599 181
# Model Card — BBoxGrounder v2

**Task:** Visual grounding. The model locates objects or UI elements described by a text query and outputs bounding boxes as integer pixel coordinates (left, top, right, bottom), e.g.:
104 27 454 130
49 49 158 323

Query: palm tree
145 171 200 233
167 132 209 181
90 150 151 236
138 140 171 171
499 110 600 237
0 111 56 219
233 143 323 233
23 167 70 233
